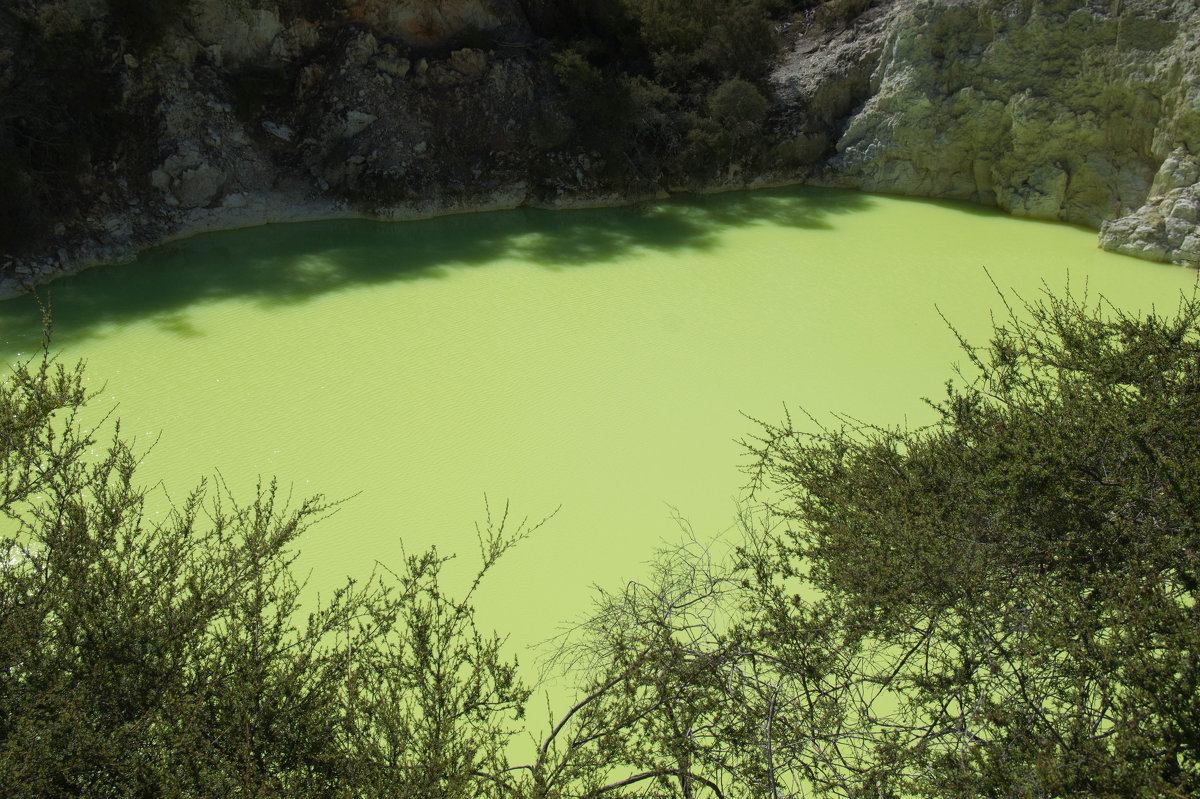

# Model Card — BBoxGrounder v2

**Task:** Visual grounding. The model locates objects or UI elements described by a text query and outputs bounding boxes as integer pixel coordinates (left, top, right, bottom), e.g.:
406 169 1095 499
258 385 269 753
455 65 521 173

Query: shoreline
4 169 1196 303
0 174 810 301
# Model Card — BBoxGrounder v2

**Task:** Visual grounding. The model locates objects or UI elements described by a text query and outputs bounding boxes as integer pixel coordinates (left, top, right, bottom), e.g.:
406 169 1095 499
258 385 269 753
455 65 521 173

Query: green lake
1 185 1195 675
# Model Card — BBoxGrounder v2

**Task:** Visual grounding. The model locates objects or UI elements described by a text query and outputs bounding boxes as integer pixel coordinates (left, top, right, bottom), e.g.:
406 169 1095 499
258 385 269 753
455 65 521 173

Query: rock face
354 0 527 46
0 0 576 298
771 0 913 171
2 0 1199 298
1099 147 1200 262
150 0 546 223
809 0 1200 264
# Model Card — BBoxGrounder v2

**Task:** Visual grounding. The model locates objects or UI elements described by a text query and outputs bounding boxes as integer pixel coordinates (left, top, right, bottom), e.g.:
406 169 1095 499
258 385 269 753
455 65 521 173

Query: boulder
343 111 378 139
373 55 411 78
1099 148 1200 265
175 164 227 209
449 48 487 77
1151 147 1200 194
189 0 282 66
262 120 295 142
1005 164 1069 220
343 31 379 70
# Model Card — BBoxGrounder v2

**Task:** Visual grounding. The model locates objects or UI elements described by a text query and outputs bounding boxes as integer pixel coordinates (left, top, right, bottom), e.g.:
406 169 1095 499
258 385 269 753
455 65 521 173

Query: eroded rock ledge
2 0 1198 298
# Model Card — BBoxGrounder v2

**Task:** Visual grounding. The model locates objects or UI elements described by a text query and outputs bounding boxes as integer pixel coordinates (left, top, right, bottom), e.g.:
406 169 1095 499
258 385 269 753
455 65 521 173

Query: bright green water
1 186 1195 668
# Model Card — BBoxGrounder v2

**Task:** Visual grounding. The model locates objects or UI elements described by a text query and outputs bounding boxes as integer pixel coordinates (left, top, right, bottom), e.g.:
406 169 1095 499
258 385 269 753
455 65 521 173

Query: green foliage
551 47 611 102
675 118 730 183
736 287 1200 796
549 47 638 162
625 75 683 154
544 287 1200 799
0 343 532 797
633 0 778 84
709 79 768 126
668 79 768 185
530 0 791 189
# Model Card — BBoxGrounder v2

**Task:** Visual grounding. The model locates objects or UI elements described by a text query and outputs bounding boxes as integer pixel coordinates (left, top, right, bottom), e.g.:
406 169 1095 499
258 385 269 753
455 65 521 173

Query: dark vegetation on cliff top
3 291 1199 797
0 0 868 256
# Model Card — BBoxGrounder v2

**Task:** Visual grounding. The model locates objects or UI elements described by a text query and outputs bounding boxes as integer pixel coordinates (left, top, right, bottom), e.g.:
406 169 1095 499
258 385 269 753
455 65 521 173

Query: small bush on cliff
529 0 793 192
634 0 779 84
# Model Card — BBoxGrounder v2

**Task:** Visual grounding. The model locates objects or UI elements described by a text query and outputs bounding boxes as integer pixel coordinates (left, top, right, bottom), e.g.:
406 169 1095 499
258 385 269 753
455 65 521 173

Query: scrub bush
709 78 768 125
541 288 1200 799
531 0 801 191
728 288 1200 796
0 344 531 796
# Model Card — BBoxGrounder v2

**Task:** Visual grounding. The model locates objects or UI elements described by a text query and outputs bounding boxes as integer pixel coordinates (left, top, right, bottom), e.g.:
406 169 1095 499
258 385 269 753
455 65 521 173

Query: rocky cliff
802 0 1200 265
1 0 1197 297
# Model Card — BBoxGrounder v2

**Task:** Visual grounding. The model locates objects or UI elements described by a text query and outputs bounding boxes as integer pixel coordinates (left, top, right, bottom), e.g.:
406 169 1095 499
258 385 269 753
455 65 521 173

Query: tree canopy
2 286 1199 797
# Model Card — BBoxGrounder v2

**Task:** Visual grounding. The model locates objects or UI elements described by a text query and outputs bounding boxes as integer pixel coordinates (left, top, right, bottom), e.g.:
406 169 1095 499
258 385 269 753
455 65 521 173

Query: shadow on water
0 185 871 347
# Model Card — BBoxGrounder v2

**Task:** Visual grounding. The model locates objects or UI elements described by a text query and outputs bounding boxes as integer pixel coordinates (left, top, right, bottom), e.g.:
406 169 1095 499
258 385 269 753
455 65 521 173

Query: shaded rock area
1 0 1199 297
0 0 607 296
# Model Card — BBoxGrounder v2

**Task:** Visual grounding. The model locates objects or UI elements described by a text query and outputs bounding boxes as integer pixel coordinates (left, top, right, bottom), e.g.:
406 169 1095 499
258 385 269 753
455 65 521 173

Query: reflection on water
0 185 1194 682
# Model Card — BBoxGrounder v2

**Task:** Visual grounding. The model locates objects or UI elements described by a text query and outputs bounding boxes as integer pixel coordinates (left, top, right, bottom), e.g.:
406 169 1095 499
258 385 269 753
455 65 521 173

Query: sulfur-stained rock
1005 164 1069 220
262 121 295 142
1178 233 1200 259
1152 147 1200 193
1099 147 1200 264
373 54 410 78
12 0 1200 291
1172 198 1199 222
270 19 321 63
189 0 282 67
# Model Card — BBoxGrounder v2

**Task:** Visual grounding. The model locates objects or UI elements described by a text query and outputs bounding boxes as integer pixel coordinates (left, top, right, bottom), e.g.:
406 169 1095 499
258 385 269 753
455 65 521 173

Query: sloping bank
1 0 1197 299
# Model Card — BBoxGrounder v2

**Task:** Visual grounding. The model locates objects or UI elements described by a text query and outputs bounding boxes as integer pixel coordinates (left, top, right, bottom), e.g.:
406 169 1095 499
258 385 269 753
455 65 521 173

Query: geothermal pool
1 186 1194 676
